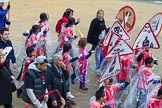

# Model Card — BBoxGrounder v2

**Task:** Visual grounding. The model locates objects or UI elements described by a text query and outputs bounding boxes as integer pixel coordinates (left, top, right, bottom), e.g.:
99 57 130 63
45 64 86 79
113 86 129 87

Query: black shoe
71 79 75 84
80 87 88 90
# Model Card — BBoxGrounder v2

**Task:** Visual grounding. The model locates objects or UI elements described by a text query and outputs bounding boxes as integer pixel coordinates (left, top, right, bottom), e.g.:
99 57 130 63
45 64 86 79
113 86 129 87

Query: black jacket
46 64 67 108
87 18 107 46
0 39 16 64
22 63 47 105
0 63 13 105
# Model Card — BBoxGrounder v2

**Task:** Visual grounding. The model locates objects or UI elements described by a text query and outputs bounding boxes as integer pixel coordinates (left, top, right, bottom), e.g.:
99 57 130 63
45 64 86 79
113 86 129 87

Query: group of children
16 8 95 107
0 4 161 107
89 28 162 108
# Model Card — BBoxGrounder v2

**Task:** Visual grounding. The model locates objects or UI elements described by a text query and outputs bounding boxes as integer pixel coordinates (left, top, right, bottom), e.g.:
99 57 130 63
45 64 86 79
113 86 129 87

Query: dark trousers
4 104 12 108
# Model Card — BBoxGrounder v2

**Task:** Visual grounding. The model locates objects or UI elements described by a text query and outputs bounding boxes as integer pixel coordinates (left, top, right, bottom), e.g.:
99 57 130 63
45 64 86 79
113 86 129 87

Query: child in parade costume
62 43 82 99
25 25 41 57
35 13 50 56
78 38 94 90
0 2 11 29
64 100 77 108
16 47 35 98
147 88 162 108
59 17 78 49
89 89 106 108
55 8 80 36
116 54 131 82
136 47 158 70
100 78 129 108
136 57 160 108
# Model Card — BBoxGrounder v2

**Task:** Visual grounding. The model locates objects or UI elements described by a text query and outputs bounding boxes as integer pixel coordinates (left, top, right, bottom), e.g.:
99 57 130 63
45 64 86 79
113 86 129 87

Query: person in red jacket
136 47 158 71
117 55 131 82
55 8 80 35
147 88 162 108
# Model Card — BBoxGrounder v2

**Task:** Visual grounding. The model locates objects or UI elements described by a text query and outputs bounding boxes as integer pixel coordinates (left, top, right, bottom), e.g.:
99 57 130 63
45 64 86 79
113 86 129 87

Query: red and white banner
132 23 160 49
148 12 162 37
103 20 130 46
115 6 136 32
98 53 121 84
102 32 133 58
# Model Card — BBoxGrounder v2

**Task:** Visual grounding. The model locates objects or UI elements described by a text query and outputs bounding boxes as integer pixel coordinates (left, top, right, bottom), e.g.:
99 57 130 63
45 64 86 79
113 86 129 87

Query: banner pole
8 1 10 29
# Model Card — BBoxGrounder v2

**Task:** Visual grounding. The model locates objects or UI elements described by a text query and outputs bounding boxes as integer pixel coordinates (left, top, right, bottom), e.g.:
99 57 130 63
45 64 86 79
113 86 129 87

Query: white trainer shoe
67 92 75 99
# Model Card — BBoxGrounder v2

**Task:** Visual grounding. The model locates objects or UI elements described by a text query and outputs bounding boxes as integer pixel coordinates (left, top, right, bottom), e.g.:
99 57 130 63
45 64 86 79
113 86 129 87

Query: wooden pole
8 1 10 29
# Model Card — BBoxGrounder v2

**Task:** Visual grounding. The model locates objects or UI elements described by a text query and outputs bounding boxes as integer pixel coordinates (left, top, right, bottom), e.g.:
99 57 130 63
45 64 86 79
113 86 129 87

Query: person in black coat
0 49 15 108
87 9 108 69
46 54 67 108
0 27 16 70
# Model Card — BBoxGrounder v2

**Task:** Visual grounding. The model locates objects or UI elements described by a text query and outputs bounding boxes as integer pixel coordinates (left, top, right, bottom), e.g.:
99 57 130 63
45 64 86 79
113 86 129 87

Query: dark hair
0 27 9 35
145 57 154 66
65 17 75 28
64 100 76 108
103 105 112 108
109 78 113 83
40 13 47 22
158 88 162 96
26 47 34 57
29 25 41 38
64 8 74 17
95 90 105 100
63 43 72 54
78 38 87 48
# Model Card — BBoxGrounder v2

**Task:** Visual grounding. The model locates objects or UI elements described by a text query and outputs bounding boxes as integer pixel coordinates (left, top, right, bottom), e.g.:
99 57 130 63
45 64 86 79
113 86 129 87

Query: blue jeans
95 46 101 69
66 74 71 92
136 88 148 108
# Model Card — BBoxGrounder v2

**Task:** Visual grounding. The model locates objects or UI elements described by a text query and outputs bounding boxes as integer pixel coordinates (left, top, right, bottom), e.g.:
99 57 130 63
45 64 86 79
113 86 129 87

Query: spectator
46 54 67 108
21 56 48 108
0 2 10 29
0 49 15 108
87 9 108 70
0 27 16 70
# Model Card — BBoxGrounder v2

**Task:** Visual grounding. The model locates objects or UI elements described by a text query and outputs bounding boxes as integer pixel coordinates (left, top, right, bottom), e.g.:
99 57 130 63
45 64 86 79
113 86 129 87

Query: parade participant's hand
7 4 10 10
60 98 65 106
91 50 95 53
52 100 57 107
10 75 15 80
13 63 17 69
44 95 48 102
6 21 11 25
128 74 131 83
77 18 80 23
78 54 82 58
